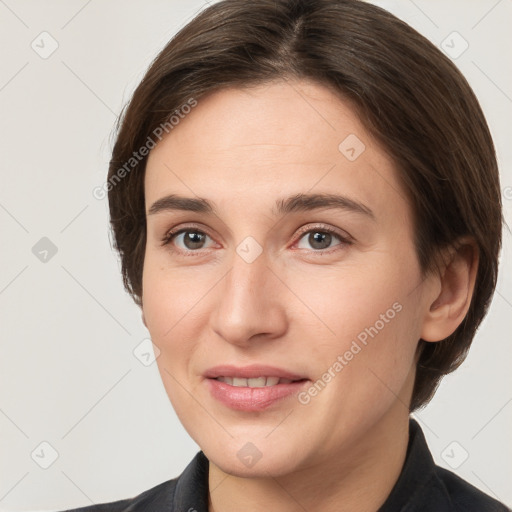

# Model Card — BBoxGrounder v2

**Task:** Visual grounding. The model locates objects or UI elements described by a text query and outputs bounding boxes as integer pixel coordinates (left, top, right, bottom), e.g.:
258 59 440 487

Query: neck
207 403 410 512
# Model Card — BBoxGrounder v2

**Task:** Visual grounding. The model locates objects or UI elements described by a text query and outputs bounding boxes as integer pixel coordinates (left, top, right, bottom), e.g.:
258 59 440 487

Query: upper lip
204 364 308 381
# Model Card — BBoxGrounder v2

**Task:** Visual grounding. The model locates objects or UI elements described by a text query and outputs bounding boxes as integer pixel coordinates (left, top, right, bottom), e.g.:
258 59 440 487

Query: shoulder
56 477 178 512
56 450 210 512
433 465 511 512
381 419 510 512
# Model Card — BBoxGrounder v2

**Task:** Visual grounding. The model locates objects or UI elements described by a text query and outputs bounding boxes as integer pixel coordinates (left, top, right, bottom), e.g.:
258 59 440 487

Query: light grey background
0 1 510 510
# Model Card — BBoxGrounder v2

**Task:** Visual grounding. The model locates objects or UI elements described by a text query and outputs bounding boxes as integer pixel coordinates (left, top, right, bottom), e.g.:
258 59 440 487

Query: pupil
185 231 204 249
310 231 331 249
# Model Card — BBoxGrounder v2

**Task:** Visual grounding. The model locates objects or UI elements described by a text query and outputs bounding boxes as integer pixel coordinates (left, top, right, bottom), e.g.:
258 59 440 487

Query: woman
61 0 509 510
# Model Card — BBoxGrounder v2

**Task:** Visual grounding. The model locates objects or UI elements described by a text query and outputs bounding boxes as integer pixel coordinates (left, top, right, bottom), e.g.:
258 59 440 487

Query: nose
209 249 288 347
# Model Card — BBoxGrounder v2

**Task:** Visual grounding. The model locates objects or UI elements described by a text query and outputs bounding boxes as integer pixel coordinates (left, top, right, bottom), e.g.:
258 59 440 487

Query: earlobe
420 239 479 342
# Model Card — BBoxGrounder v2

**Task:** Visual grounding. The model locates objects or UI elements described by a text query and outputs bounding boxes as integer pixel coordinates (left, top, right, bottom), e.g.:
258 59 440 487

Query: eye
161 227 216 253
294 225 351 252
161 223 352 255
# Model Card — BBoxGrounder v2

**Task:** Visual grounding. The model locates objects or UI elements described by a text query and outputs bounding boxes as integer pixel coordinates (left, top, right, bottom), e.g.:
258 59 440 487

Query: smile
214 376 297 387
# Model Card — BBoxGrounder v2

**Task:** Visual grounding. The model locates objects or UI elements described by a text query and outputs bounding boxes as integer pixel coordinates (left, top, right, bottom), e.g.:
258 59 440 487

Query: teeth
215 376 295 387
247 377 267 387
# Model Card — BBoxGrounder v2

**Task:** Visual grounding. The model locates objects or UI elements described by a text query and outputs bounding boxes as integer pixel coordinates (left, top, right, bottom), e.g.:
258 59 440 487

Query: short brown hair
106 0 503 410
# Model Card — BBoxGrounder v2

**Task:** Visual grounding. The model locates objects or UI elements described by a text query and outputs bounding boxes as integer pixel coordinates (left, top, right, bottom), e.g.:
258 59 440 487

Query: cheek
143 265 205 412
142 254 211 340
287 260 412 344
141 264 207 402
293 260 420 397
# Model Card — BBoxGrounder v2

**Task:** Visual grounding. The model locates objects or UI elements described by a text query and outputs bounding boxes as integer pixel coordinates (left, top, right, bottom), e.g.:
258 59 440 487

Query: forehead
144 79 410 221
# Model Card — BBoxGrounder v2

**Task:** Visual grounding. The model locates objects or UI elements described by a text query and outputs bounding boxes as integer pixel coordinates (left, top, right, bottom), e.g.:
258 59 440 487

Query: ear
420 238 479 342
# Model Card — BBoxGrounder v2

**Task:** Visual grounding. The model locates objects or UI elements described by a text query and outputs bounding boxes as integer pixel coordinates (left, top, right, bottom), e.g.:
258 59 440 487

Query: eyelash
160 223 353 257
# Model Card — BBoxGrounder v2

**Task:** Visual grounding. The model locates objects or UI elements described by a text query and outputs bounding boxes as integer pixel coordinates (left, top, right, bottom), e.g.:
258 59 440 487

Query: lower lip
206 378 309 411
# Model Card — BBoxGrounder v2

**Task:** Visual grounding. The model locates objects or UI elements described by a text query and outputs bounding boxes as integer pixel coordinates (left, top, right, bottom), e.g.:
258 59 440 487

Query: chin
211 451 299 479
202 435 307 478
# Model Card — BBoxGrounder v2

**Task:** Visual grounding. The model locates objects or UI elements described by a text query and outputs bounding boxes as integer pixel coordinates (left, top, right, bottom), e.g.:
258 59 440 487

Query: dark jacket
59 419 510 511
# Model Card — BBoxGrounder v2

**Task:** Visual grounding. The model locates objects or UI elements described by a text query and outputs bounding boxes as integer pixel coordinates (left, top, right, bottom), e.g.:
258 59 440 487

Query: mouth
204 365 310 411
213 376 307 387
204 364 308 382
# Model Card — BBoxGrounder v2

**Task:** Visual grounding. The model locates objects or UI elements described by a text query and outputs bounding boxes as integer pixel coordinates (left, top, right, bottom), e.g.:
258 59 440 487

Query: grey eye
174 230 213 250
296 230 342 250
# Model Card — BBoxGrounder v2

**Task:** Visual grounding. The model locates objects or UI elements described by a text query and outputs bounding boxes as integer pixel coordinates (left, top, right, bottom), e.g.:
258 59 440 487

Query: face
142 79 435 477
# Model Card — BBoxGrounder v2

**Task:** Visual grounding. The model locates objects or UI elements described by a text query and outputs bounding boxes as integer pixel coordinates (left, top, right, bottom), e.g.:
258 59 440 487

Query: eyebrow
148 192 375 220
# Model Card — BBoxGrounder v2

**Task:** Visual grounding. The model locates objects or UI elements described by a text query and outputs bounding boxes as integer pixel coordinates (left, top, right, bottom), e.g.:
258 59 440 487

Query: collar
169 418 506 511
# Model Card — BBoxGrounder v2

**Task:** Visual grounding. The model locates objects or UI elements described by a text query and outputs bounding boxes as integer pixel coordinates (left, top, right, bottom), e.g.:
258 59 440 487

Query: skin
141 78 478 512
